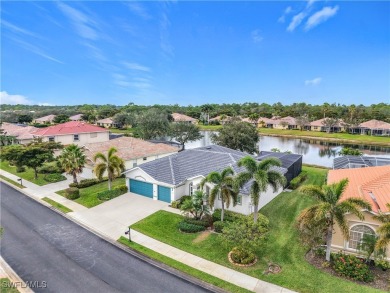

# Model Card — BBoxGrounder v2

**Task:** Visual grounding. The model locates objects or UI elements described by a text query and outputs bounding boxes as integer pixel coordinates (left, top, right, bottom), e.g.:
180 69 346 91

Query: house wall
40 131 109 146
331 211 390 260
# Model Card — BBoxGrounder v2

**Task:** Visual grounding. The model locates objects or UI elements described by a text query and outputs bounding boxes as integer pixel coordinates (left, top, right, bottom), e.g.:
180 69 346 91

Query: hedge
213 221 226 233
183 217 210 228
178 221 205 233
289 171 308 190
38 164 64 174
44 173 67 183
212 209 245 222
65 187 80 200
96 185 128 201
69 177 109 188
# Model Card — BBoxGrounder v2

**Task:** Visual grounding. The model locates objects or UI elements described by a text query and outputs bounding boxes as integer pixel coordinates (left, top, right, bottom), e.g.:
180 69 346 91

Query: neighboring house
333 156 390 169
256 116 298 129
96 118 118 128
171 113 197 124
31 121 109 146
0 122 37 144
310 118 345 132
69 114 83 121
327 166 390 260
209 115 232 125
357 119 390 136
33 114 56 124
124 145 301 214
80 137 179 179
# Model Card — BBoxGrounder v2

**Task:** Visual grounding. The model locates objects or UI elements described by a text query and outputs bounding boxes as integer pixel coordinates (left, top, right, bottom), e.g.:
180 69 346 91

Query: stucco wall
331 211 390 260
40 131 109 146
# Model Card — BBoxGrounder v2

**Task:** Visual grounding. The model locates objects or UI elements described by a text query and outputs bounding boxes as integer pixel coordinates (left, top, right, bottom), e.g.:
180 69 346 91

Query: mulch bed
306 251 389 291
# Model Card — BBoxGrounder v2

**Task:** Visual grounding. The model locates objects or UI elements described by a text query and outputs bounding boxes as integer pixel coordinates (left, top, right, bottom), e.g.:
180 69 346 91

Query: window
348 225 375 250
48 136 55 142
143 157 147 161
73 134 79 141
189 183 193 195
236 195 242 205
90 133 97 138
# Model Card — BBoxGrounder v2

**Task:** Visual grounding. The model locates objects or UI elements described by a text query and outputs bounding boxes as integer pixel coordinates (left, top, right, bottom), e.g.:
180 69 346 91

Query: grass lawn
117 237 251 293
131 167 380 293
109 128 137 135
259 128 390 145
0 160 48 186
0 278 19 293
42 197 73 213
0 175 26 188
57 177 126 208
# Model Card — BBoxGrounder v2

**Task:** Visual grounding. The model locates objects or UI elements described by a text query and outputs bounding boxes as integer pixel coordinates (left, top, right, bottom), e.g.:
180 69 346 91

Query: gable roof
310 118 343 127
171 113 197 122
128 145 287 194
83 137 178 164
96 117 114 124
34 114 56 123
327 166 390 213
359 119 390 130
32 121 108 136
69 114 83 121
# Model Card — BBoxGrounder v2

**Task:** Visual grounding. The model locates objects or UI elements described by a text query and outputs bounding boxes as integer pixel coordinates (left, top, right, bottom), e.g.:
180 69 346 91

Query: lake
183 131 390 168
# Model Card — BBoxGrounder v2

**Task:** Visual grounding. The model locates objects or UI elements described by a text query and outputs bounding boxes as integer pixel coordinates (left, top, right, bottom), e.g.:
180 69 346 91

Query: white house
31 121 109 146
124 145 294 214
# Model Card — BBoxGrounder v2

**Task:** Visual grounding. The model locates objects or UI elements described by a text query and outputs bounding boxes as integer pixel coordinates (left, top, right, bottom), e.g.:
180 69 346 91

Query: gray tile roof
128 145 287 195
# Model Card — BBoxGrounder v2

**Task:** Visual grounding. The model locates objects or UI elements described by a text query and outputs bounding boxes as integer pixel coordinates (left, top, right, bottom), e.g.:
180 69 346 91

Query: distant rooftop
333 155 390 170
32 121 108 136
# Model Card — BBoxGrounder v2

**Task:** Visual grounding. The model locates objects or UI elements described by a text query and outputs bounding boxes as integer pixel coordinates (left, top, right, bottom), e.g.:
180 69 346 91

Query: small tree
22 146 54 179
17 114 33 124
374 203 390 251
135 109 170 139
53 114 70 124
59 144 86 184
169 122 203 150
180 190 209 220
93 147 125 190
339 147 363 156
296 115 310 131
113 112 135 128
322 118 339 133
358 234 380 263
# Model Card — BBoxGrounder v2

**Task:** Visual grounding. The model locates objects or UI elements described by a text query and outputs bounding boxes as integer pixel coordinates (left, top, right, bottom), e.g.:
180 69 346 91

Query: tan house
33 114 56 124
310 118 345 132
328 166 390 260
209 115 233 125
0 123 38 144
80 137 179 178
69 114 83 121
31 121 109 146
96 117 118 128
358 119 390 136
171 113 197 124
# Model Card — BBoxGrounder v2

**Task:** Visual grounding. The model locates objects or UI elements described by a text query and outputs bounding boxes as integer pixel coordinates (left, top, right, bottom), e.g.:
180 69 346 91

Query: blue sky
1 1 389 106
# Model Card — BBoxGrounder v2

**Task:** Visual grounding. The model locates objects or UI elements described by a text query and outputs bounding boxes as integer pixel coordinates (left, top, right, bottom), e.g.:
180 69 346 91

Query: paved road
0 183 211 293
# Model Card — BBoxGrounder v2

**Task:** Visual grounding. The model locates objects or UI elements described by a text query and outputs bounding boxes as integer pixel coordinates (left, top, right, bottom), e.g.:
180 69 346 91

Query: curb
0 256 34 293
0 179 226 293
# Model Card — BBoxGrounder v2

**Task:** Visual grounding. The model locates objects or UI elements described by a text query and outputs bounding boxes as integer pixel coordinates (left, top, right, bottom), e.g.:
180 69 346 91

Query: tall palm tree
200 167 238 222
93 147 125 190
373 203 390 251
236 156 286 222
299 179 372 261
59 144 86 184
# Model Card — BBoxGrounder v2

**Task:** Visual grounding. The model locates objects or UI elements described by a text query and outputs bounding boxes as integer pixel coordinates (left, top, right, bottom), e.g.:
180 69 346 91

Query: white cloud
0 91 53 105
123 62 151 72
285 6 292 14
126 2 151 20
305 77 322 86
305 6 339 31
278 6 292 23
306 0 317 8
251 30 263 43
287 12 306 32
1 20 41 39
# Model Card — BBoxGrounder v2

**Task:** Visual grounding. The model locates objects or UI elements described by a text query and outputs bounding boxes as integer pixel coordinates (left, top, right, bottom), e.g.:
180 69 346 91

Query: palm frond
267 170 287 192
299 185 327 202
237 156 257 173
257 157 282 171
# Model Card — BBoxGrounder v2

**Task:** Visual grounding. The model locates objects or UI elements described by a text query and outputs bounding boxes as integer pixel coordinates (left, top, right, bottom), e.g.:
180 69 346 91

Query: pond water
183 131 390 168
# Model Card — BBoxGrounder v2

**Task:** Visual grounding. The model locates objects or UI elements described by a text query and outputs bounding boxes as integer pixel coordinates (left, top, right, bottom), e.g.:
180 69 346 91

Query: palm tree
59 144 86 184
93 147 125 190
201 167 238 222
200 104 214 124
236 156 286 222
373 203 390 251
299 179 372 261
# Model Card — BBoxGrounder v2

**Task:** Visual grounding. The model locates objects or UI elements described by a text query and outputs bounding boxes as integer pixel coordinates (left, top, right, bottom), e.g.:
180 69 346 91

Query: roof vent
206 146 212 149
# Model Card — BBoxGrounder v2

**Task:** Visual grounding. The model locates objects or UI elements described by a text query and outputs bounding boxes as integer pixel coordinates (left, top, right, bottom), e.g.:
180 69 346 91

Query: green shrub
65 187 80 200
69 182 78 188
171 200 180 208
44 173 67 183
289 171 308 189
179 195 192 204
333 252 373 282
375 259 390 271
230 247 256 265
183 217 210 227
213 221 226 233
38 164 63 174
68 178 110 188
96 185 127 201
16 166 25 173
212 209 245 222
178 221 205 233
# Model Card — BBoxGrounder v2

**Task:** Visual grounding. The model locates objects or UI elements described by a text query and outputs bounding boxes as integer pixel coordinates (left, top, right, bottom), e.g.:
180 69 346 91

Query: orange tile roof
0 123 37 140
32 121 108 136
327 166 390 213
172 113 196 122
83 137 179 163
359 119 390 130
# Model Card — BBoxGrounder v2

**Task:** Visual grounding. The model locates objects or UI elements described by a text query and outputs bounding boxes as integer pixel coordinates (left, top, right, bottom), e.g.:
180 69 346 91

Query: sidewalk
0 257 33 293
0 171 295 293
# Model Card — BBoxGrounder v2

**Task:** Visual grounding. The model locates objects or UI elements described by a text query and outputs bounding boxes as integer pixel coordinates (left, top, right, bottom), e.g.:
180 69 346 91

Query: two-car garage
129 179 172 203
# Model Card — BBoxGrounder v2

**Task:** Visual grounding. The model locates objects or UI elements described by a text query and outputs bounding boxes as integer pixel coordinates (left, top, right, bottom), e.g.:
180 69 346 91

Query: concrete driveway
71 192 180 239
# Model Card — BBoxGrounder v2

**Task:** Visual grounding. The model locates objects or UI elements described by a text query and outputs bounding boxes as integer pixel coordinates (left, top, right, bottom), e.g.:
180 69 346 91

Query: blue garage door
158 185 171 203
130 179 153 198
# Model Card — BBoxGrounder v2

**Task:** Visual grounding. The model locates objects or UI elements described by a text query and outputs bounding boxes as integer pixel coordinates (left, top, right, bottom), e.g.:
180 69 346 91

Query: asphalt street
0 182 212 293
